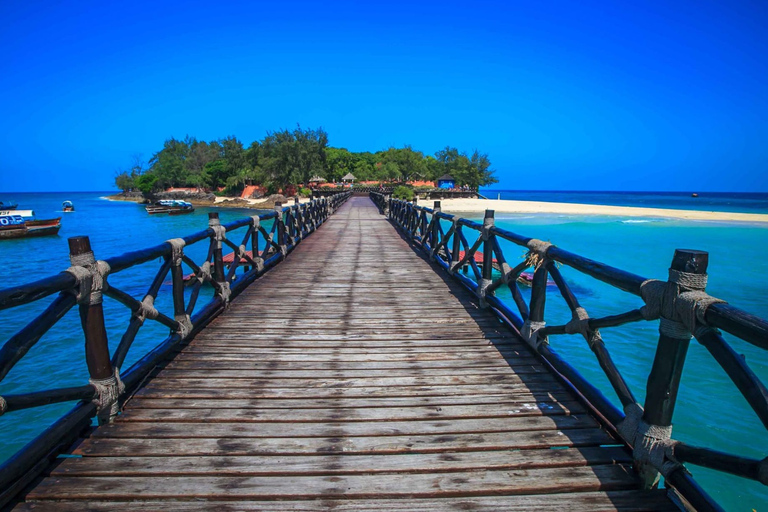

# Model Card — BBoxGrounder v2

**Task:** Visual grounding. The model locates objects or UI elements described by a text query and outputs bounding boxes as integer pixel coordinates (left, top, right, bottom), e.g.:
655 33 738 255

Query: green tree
325 147 354 182
261 125 328 187
148 137 190 188
135 173 159 195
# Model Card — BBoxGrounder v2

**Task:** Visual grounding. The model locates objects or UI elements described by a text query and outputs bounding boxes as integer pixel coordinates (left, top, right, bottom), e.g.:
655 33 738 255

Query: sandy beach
427 198 768 224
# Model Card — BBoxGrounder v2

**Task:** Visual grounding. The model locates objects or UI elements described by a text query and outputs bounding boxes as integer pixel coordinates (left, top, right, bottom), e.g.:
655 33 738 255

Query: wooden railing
372 192 768 512
0 191 351 506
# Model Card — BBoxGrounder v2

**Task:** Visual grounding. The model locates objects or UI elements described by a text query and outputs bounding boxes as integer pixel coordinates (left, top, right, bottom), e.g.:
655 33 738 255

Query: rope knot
198 261 212 283
0 395 6 417
564 307 591 336
524 239 553 269
135 295 159 323
249 215 260 229
65 258 110 306
217 281 232 304
175 314 193 338
520 319 547 350
166 238 186 266
89 370 123 423
210 224 226 244
640 274 726 338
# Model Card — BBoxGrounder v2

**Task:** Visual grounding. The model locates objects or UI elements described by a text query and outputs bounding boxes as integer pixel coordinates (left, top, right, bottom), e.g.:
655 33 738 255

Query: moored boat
62 201 75 212
0 200 17 210
0 214 61 239
145 200 195 215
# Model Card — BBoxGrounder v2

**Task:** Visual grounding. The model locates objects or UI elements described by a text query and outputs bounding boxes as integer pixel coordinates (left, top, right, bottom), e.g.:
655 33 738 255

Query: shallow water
1 191 766 510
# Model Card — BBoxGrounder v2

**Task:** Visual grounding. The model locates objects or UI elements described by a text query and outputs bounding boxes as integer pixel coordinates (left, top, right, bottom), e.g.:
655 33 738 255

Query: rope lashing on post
565 307 590 336
89 368 124 423
520 320 547 350
639 269 727 339
166 238 186 266
216 281 232 305
197 261 212 283
66 252 111 306
618 403 684 479
175 313 194 338
524 239 553 269
134 295 159 323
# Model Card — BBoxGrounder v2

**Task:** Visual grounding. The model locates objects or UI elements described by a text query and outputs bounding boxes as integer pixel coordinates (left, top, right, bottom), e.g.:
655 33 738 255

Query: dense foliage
114 126 498 194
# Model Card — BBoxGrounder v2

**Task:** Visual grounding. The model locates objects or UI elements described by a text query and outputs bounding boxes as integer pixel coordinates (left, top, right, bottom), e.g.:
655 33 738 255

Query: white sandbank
428 198 768 224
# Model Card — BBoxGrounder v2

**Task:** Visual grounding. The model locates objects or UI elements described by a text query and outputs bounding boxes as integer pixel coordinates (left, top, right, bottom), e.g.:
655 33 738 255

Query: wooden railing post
208 213 225 284
637 249 709 488
274 202 287 257
478 209 494 306
430 201 441 260
167 238 192 338
449 218 462 274
68 236 120 424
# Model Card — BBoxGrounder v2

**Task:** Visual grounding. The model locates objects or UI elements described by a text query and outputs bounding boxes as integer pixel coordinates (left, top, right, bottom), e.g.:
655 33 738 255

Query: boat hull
0 217 62 239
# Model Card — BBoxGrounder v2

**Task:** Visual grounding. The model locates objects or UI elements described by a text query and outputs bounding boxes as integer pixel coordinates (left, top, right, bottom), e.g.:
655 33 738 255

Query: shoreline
104 194 305 210
431 198 768 224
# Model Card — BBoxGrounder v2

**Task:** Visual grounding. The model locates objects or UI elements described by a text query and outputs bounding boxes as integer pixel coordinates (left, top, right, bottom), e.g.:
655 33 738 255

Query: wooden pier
12 198 675 510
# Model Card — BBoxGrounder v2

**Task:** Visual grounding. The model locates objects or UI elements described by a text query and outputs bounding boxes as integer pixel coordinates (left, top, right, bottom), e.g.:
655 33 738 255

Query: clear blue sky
1 0 766 192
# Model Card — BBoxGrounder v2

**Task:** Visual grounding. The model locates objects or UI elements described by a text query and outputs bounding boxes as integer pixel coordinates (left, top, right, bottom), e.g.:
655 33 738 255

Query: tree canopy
114 126 497 193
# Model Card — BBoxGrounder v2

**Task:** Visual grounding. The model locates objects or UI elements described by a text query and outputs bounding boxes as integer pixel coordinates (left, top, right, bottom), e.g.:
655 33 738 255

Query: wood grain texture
16 197 670 510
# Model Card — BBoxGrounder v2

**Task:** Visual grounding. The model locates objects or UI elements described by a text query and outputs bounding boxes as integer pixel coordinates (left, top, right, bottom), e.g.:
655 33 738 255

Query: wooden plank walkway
15 197 675 511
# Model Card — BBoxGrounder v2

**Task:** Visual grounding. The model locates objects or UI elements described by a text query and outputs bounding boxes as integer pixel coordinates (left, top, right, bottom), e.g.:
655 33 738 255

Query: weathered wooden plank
13 490 679 511
89 415 598 439
153 365 549 379
128 392 575 409
116 401 586 422
26 465 639 500
161 359 520 371
141 374 558 389
52 446 629 477
73 429 618 456
134 383 567 400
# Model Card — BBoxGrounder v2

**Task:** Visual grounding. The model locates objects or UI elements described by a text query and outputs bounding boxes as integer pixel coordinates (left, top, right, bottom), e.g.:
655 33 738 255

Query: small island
110 125 497 210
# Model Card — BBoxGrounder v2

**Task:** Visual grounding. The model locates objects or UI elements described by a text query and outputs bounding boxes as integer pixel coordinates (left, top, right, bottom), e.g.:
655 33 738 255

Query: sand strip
426 198 768 224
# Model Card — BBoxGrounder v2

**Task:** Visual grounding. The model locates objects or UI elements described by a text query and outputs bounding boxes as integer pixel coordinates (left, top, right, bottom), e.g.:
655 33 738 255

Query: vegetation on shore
114 126 497 196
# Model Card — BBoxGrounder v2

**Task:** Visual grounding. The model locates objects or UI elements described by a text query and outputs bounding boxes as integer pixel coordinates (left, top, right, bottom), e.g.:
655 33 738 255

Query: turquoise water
1 191 767 510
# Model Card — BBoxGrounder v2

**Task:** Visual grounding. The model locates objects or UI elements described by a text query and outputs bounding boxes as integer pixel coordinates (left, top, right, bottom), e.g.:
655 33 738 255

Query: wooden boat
0 215 61 239
691 193 699 198
62 201 75 212
146 200 195 215
0 200 17 210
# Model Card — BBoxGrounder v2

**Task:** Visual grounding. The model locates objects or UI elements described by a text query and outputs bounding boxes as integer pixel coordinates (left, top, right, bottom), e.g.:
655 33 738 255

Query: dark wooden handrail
372 191 768 512
0 191 351 507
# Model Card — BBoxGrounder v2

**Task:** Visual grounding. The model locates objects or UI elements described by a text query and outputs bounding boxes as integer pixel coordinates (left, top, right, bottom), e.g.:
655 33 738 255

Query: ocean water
480 189 768 214
1 191 767 510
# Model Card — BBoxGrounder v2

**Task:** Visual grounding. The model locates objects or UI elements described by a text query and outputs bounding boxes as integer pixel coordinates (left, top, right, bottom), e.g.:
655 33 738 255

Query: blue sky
1 0 766 192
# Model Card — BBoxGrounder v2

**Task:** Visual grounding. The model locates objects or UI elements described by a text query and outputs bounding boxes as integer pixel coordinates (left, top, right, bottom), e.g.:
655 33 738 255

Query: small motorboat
146 200 195 215
62 201 75 212
0 200 18 210
691 193 699 198
0 214 61 239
